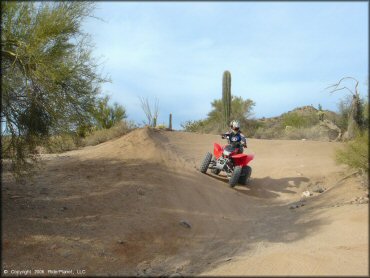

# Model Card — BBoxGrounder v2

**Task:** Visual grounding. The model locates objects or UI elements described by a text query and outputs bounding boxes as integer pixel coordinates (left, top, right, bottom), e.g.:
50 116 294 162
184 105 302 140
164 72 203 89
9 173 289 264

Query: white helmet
230 120 240 131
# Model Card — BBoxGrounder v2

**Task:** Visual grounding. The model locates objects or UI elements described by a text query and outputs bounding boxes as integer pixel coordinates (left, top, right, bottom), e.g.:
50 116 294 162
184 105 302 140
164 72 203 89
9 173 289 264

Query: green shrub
336 131 368 172
181 119 209 133
47 134 77 153
283 126 330 141
181 94 255 135
82 121 134 147
282 112 318 128
240 119 264 137
92 96 127 129
43 121 135 153
253 125 284 139
156 124 167 130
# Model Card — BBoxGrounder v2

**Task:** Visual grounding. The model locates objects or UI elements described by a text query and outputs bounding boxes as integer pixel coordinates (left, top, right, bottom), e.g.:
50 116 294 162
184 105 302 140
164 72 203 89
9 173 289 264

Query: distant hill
258 105 338 123
252 105 340 141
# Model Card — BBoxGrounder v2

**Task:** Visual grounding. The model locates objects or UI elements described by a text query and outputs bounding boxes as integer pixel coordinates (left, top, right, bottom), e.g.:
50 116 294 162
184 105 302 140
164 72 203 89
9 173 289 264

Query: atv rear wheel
199 152 212 173
229 166 242 187
238 166 252 185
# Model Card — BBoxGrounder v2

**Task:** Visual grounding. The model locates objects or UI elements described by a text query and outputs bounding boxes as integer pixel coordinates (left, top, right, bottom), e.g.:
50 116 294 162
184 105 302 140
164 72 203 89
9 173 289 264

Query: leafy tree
92 96 127 130
1 2 107 177
207 96 255 132
182 96 255 133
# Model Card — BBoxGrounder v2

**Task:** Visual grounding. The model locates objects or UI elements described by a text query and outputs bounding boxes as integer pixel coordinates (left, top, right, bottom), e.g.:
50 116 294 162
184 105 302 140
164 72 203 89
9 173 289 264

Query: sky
82 2 368 130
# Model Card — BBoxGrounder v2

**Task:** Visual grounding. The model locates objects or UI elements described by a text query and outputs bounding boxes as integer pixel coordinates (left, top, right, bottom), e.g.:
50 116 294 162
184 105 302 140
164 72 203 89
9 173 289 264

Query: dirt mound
2 128 368 276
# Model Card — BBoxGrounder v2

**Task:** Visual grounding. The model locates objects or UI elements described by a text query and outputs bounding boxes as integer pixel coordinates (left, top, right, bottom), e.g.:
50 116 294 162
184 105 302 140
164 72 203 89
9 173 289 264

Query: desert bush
92 96 127 130
181 119 209 133
335 96 368 141
253 124 339 141
47 134 77 153
336 130 368 173
240 118 264 137
82 121 135 147
156 124 167 130
363 101 369 130
2 135 12 159
282 112 318 129
43 121 135 153
283 125 330 141
253 125 284 139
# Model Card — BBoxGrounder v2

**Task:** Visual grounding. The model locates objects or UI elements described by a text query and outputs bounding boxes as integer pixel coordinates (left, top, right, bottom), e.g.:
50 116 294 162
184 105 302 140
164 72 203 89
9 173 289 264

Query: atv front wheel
211 168 221 175
229 166 242 187
238 166 252 185
199 152 212 173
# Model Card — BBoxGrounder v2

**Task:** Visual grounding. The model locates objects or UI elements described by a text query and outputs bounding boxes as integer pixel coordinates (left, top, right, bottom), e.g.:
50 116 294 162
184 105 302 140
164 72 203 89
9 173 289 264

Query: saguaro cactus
169 113 172 130
222 70 232 128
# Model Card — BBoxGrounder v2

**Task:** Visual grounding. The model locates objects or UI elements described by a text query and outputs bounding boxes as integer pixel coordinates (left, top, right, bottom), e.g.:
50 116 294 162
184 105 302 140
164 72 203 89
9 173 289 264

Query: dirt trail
2 128 368 276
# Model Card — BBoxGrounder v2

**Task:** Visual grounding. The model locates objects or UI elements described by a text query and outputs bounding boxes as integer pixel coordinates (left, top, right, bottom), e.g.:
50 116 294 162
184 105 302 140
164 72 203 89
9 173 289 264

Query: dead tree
139 97 159 127
326 77 363 140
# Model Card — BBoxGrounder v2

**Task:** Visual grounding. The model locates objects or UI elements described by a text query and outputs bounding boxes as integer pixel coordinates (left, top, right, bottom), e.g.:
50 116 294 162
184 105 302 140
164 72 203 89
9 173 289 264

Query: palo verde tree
1 2 107 177
208 96 255 132
92 96 127 130
181 96 255 134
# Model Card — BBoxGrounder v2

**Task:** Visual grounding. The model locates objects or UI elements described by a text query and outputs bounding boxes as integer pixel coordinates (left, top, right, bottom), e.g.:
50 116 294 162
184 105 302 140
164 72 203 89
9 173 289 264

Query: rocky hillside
253 106 341 141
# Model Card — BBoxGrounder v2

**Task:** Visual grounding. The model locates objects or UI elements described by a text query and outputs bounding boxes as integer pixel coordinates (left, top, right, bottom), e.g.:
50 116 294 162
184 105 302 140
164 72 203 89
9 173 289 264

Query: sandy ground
2 127 369 276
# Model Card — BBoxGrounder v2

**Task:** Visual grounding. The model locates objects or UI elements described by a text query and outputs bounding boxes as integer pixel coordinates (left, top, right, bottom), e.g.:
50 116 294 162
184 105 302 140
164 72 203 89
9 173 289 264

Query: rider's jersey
225 131 243 147
240 132 247 146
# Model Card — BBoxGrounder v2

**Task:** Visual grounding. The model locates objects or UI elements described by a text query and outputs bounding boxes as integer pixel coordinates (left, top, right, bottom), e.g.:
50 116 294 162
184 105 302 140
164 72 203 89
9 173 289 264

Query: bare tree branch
138 97 160 127
325 76 363 141
139 96 152 126
325 76 359 96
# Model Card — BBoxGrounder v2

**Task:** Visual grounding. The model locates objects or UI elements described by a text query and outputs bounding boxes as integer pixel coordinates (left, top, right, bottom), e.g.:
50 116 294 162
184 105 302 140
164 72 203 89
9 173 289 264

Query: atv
199 134 254 187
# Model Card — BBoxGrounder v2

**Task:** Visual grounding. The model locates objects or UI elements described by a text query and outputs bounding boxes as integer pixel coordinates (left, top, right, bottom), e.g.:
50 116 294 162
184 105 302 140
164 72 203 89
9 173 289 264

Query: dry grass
253 125 284 139
336 131 368 173
252 124 340 141
47 134 77 153
46 121 136 153
81 121 134 147
282 126 331 141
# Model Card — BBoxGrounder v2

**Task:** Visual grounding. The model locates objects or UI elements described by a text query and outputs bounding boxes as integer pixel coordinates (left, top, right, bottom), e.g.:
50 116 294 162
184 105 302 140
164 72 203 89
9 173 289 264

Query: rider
222 120 247 154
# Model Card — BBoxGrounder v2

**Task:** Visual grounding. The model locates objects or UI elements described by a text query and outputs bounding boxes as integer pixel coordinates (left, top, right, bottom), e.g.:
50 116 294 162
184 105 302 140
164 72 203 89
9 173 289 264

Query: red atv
199 134 254 187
